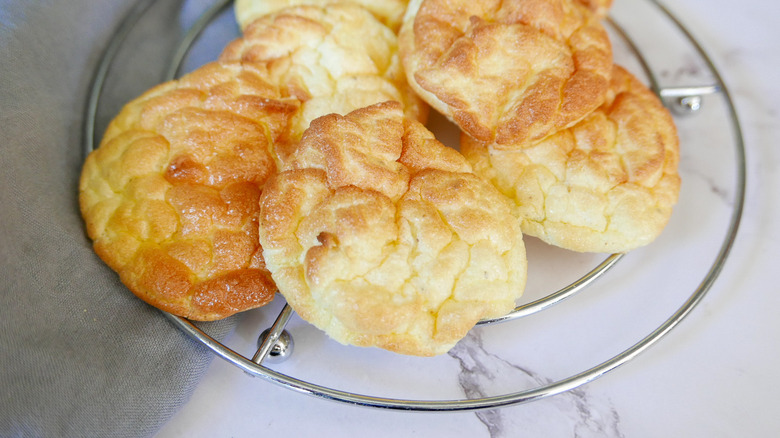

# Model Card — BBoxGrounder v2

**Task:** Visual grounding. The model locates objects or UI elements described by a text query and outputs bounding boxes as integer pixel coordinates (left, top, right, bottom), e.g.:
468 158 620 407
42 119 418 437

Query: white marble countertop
151 1 780 436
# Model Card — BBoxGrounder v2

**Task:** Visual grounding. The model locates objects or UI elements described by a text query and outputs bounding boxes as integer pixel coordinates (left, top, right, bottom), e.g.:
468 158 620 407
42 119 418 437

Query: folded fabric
0 1 237 436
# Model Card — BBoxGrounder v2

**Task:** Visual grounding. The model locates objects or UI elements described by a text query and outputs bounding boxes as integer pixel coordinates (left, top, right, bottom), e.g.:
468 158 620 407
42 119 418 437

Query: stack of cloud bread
234 1 526 356
79 0 524 356
80 0 679 356
400 0 680 253
79 2 426 321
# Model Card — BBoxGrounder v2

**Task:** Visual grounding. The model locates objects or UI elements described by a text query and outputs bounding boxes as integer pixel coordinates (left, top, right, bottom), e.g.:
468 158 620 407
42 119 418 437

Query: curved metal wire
82 0 158 157
478 252 624 325
86 0 746 411
163 0 234 80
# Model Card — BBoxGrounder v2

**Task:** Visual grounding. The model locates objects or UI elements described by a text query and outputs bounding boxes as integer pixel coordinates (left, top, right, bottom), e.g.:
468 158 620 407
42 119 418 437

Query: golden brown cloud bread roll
79 62 300 320
234 0 410 32
221 4 427 163
399 0 612 146
259 101 527 356
461 65 680 253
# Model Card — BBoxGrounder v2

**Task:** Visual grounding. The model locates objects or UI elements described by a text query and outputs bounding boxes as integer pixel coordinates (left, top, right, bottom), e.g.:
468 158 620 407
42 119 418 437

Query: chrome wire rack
84 0 746 411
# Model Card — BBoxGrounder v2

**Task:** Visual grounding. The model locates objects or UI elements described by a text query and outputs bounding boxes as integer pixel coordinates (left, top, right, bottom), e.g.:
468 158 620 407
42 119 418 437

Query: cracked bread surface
461 65 680 253
259 101 527 356
78 62 299 320
221 4 427 164
234 0 410 32
399 0 613 147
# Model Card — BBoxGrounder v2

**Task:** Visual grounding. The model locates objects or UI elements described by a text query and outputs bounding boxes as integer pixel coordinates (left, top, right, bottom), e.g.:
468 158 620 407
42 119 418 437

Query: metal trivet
83 0 746 411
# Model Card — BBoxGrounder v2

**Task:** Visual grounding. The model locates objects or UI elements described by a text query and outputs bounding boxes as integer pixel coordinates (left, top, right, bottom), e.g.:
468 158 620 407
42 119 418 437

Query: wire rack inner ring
84 0 746 411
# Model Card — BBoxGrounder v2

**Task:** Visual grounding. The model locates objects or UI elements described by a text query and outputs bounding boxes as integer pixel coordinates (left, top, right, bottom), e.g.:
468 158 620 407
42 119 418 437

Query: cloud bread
398 0 613 147
79 62 300 320
258 101 527 356
234 0 410 32
221 4 427 163
574 0 613 18
461 65 681 253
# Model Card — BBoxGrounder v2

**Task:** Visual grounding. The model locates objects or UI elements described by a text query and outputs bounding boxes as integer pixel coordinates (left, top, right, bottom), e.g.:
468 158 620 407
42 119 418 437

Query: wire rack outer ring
83 0 746 412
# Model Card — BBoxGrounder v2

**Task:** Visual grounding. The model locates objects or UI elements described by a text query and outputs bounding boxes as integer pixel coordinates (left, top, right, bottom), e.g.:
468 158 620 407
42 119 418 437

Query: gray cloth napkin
0 1 240 436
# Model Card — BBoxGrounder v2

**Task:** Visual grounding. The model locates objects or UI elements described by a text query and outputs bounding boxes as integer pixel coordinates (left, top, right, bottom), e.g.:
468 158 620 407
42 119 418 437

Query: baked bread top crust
462 65 680 253
574 0 613 18
399 0 612 147
79 62 298 320
258 101 527 356
234 0 410 32
221 4 427 163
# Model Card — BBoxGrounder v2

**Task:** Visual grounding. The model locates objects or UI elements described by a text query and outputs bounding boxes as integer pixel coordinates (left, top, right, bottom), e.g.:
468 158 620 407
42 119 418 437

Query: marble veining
677 161 734 206
448 331 623 437
657 53 709 84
